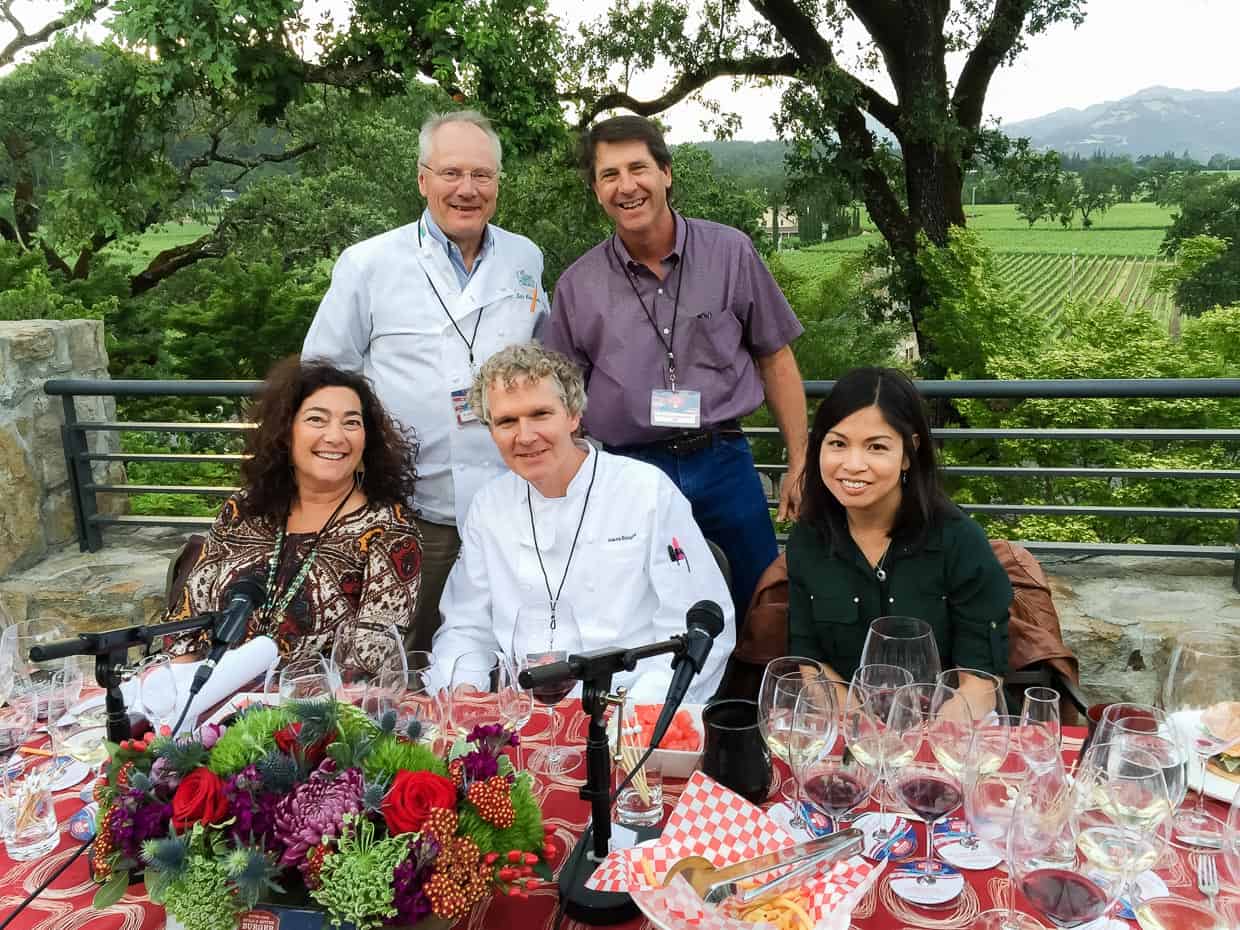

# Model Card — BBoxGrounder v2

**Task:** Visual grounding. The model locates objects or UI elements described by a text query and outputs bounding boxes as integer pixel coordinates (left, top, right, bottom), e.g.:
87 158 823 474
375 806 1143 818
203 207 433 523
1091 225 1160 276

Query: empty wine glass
15 618 71 693
1019 686 1062 772
860 616 943 684
447 650 503 741
794 685 873 833
137 654 180 736
331 621 407 706
1225 788 1240 889
843 663 913 844
393 652 445 750
0 625 17 708
496 656 533 772
279 655 338 703
1161 627 1240 848
512 602 583 776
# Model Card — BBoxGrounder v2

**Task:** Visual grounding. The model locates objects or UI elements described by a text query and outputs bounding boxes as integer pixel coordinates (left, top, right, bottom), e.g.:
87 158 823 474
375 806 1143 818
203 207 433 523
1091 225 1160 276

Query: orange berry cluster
93 809 116 881
465 775 515 828
423 806 458 846
426 836 488 919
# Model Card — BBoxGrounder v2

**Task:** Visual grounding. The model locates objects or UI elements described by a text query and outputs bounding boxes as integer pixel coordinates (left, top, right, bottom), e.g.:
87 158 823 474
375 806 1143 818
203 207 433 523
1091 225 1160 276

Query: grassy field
775 201 1181 329
106 221 214 272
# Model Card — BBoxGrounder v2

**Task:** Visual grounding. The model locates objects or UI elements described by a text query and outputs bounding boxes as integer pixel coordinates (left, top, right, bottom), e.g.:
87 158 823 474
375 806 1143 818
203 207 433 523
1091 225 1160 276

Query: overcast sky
555 0 1240 142
6 0 1238 143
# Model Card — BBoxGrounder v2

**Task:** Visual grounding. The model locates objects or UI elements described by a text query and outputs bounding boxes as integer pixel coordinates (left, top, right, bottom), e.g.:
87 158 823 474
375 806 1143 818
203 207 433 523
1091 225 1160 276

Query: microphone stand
521 637 690 925
29 614 218 744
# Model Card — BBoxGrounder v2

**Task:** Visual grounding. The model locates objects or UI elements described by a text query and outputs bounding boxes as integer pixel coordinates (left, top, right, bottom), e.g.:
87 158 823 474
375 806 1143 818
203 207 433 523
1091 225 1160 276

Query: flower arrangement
91 701 552 930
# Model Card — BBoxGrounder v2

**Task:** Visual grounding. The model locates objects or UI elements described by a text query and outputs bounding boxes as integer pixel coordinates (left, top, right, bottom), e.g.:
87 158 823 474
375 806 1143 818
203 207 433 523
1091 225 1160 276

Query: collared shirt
421 208 488 289
303 219 550 527
433 443 735 703
786 511 1013 682
545 215 803 447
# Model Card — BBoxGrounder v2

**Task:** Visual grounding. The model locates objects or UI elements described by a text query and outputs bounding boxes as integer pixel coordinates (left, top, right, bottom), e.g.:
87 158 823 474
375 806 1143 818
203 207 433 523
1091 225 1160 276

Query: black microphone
188 575 266 698
647 600 725 750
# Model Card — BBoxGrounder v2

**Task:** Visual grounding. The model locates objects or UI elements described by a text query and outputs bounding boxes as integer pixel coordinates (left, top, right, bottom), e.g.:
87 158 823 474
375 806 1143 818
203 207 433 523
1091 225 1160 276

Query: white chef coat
303 216 550 527
433 443 735 704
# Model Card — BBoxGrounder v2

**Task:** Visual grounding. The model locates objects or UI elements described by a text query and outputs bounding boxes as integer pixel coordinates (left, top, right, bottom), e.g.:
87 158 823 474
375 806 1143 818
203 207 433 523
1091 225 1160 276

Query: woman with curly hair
167 356 421 670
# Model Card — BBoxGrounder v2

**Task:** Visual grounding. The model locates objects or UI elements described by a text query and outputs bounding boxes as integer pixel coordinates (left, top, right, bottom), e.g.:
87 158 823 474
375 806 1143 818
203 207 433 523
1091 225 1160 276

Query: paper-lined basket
588 771 878 930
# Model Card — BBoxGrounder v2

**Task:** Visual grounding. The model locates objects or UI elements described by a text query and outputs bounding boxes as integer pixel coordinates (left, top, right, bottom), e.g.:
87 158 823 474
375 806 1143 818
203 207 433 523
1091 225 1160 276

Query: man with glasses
304 110 550 652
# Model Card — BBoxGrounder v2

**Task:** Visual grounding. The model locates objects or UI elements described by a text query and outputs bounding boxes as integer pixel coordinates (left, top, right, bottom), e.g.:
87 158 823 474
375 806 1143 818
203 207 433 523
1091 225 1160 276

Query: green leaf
532 859 553 882
93 870 131 909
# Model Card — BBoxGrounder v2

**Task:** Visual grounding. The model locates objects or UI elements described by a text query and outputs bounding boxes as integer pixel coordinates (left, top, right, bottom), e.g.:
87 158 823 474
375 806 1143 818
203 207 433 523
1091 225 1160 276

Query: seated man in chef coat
433 342 734 703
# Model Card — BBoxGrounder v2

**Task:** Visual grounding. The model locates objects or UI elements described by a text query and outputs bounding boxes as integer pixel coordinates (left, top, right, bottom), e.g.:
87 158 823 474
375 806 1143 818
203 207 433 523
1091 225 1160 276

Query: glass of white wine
757 657 829 816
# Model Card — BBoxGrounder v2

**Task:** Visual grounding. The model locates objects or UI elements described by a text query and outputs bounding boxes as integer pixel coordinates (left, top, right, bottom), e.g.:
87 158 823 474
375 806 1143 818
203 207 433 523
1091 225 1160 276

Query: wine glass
794 685 874 833
886 682 971 896
265 653 337 703
393 652 445 750
496 656 533 772
331 621 407 706
860 616 943 684
1073 740 1173 919
936 667 1007 721
137 654 181 736
1161 627 1240 848
843 663 913 844
964 723 1045 930
1099 708 1188 812
511 602 583 776
447 650 503 740
758 657 830 819
279 655 338 703
0 625 17 708
1008 763 1129 930
1224 788 1240 889
1019 686 1062 772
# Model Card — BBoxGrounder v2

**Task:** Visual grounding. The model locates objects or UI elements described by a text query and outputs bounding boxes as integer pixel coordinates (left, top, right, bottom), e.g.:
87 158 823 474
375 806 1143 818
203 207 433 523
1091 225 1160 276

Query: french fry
641 859 656 888
736 887 812 930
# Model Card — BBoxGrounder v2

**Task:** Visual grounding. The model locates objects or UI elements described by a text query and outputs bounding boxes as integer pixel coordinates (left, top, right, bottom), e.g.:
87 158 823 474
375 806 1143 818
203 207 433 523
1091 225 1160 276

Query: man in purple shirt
544 115 808 625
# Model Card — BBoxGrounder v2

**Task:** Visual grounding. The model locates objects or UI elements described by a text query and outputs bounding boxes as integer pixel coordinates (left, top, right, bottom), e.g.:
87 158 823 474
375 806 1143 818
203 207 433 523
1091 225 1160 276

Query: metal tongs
662 828 862 906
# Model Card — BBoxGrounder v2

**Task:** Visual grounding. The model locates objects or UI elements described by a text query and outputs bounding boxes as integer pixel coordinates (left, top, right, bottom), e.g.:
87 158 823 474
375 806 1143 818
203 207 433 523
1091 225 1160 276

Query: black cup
701 698 773 805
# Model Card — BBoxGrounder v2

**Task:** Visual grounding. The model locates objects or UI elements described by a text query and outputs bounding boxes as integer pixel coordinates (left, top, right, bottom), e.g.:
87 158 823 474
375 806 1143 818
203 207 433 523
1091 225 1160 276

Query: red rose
382 770 458 835
171 767 228 830
274 722 332 767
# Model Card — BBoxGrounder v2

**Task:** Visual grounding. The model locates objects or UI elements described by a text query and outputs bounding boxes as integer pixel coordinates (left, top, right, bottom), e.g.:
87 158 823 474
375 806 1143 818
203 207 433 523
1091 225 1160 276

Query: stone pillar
0 320 122 577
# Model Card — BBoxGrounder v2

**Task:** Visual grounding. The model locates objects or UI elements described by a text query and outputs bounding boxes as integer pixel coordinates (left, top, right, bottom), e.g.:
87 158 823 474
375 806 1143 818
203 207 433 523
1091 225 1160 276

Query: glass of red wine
512 602 583 777
793 684 874 833
885 683 971 894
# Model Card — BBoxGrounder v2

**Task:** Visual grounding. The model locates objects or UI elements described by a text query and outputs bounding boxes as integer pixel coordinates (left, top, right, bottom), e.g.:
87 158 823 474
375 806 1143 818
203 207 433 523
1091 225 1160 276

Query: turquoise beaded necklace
261 487 355 620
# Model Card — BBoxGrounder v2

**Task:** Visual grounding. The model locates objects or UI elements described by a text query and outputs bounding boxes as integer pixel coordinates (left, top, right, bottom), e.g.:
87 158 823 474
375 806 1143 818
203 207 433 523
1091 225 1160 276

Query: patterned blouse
167 495 422 672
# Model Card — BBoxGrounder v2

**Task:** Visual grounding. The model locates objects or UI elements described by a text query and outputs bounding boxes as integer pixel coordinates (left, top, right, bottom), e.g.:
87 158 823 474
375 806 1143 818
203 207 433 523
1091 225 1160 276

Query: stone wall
0 320 123 578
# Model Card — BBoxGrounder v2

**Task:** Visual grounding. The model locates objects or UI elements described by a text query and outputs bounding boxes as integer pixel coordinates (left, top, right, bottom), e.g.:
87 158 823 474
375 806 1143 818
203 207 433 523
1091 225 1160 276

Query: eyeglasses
420 164 500 187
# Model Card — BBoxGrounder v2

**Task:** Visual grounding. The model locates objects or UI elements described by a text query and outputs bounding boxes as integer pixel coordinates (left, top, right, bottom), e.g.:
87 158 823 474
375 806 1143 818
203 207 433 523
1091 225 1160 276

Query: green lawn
800 201 1176 257
104 221 214 272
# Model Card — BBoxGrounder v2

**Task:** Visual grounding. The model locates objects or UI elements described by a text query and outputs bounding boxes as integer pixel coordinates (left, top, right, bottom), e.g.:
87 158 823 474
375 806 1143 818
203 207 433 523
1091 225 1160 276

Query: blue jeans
609 436 778 627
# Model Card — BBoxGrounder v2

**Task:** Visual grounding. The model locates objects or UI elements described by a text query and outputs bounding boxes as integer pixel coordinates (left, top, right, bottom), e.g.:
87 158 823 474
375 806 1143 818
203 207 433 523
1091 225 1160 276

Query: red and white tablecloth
2 706 1237 930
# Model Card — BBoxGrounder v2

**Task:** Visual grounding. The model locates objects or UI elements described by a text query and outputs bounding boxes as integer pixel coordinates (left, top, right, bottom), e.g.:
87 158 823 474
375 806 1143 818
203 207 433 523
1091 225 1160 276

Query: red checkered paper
586 772 878 929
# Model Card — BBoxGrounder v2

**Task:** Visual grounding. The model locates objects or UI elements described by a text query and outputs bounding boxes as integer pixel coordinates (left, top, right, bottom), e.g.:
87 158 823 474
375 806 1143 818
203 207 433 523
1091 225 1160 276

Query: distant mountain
1002 86 1240 160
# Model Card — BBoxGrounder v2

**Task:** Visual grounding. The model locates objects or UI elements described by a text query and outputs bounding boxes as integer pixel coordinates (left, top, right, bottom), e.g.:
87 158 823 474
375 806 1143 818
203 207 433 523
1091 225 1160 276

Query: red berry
523 852 538 865
507 850 522 863
483 852 499 866
158 725 172 737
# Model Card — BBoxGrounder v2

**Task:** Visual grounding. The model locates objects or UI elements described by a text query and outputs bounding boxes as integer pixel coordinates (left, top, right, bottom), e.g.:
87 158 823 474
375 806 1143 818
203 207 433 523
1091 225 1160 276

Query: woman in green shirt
787 367 1012 686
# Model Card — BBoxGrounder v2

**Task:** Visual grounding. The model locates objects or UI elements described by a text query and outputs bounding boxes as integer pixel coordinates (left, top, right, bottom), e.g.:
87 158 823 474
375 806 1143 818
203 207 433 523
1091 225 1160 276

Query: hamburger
1202 702 1240 783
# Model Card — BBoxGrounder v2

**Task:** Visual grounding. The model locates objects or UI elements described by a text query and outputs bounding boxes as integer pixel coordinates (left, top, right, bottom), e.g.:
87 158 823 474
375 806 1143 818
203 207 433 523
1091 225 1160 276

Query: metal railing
44 377 1240 587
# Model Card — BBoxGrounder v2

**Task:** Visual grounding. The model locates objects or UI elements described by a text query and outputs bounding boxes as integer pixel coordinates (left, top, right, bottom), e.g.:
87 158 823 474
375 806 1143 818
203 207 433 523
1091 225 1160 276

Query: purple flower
390 835 439 925
272 763 365 872
108 787 173 863
148 757 181 796
460 723 518 785
225 766 279 843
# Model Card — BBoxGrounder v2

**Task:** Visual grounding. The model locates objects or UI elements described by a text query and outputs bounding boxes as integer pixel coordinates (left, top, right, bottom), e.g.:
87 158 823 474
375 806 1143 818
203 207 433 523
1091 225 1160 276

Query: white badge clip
650 388 701 428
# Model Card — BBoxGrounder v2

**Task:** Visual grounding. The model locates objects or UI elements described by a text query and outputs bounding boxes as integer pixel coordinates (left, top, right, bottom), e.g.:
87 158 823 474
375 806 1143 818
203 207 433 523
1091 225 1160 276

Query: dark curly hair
238 356 418 519
799 367 952 546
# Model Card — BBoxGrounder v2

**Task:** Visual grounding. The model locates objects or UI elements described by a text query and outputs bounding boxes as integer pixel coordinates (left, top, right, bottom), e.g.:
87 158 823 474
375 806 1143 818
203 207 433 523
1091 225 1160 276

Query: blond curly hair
469 343 587 425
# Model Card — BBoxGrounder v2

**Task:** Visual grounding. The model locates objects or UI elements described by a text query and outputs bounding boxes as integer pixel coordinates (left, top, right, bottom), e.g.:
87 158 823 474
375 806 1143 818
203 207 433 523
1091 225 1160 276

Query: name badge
650 389 701 428
450 387 478 426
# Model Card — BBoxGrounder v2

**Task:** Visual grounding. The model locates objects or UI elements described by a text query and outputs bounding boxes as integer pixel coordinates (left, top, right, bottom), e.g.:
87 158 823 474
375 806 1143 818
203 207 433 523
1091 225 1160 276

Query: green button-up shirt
787 511 1012 682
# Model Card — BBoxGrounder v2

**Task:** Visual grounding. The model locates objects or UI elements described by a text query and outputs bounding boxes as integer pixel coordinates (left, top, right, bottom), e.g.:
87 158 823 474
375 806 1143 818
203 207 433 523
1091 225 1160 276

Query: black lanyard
417 221 485 367
526 449 600 627
613 214 689 389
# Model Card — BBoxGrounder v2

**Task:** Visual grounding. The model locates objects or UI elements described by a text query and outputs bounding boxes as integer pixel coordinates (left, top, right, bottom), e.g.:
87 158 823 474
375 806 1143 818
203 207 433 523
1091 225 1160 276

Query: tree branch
0 0 109 68
573 54 801 124
129 234 226 297
952 0 1029 133
208 140 320 184
748 0 901 131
